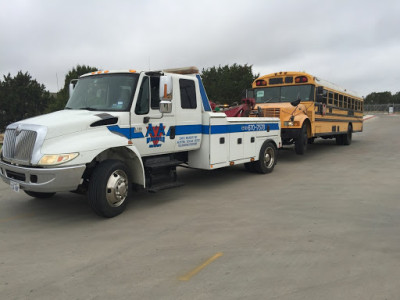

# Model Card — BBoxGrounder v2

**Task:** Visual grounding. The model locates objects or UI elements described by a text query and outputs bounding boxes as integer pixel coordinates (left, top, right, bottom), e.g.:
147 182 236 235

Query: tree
46 64 98 112
364 91 393 104
0 71 52 131
201 64 259 105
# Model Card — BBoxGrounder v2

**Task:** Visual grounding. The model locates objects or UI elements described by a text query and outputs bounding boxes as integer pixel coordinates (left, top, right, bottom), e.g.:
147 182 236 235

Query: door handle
170 126 176 139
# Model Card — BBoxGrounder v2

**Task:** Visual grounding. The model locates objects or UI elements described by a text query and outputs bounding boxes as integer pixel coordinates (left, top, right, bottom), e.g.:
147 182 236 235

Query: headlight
284 121 300 127
38 153 79 166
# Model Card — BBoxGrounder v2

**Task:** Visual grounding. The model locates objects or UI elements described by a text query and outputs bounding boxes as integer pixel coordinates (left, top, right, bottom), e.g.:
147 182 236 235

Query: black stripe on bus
315 118 363 123
316 112 363 119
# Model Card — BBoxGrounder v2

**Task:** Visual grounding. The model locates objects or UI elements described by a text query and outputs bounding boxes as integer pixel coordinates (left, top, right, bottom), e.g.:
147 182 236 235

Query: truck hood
14 110 118 139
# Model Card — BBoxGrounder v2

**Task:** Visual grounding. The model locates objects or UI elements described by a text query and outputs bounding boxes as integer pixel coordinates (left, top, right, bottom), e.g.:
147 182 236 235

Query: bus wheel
343 124 352 145
295 124 308 155
88 160 130 218
254 141 277 174
336 135 344 145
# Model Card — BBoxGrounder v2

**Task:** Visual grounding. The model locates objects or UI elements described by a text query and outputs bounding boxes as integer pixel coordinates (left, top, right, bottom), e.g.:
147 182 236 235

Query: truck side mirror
159 75 173 100
69 79 78 98
160 100 172 114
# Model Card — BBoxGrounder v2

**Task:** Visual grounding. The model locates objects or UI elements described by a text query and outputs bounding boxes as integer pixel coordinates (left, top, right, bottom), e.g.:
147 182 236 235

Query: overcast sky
1 0 399 97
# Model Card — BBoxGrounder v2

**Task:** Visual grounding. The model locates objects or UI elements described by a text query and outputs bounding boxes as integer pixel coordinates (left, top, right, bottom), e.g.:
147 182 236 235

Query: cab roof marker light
129 69 136 73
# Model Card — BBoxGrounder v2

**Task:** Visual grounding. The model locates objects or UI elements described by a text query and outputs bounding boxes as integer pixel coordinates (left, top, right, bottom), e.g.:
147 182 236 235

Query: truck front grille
2 128 37 164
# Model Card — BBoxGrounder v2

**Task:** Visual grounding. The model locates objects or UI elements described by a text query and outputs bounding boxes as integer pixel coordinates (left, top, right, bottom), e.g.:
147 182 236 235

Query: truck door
131 75 176 155
174 77 202 151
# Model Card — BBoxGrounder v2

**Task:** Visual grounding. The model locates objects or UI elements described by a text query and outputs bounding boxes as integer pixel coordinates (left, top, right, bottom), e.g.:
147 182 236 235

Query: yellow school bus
251 71 363 154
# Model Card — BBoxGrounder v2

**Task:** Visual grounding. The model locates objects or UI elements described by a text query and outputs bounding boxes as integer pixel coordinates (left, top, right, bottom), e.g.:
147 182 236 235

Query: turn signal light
295 76 308 83
256 80 267 86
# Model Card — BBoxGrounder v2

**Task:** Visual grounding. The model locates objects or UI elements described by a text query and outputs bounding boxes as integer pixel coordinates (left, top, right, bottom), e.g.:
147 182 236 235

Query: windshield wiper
78 107 97 111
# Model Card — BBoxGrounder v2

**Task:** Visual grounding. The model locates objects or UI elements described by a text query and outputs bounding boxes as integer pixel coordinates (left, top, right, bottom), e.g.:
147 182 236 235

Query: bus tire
254 141 277 174
88 160 130 218
336 135 344 145
295 124 308 155
343 124 352 145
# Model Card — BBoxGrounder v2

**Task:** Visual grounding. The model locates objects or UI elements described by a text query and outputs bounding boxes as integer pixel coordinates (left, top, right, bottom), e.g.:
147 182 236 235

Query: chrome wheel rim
106 170 128 207
263 147 275 169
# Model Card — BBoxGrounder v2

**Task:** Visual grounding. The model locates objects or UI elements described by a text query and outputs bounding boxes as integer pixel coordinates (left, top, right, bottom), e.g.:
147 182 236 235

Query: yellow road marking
179 252 223 281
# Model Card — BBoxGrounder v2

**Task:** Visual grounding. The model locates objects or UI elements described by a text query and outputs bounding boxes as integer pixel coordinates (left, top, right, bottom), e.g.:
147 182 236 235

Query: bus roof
255 71 362 100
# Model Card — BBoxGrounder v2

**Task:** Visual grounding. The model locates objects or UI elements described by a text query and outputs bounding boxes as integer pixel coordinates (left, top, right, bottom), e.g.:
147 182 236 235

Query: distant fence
364 104 400 112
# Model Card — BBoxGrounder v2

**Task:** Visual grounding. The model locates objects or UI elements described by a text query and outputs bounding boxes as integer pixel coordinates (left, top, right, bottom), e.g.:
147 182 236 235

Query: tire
295 124 308 155
254 141 277 174
24 191 55 198
336 135 344 145
88 160 130 218
343 124 352 145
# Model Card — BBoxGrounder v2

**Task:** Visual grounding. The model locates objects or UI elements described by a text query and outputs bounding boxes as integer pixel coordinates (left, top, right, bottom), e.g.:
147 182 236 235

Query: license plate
10 180 20 193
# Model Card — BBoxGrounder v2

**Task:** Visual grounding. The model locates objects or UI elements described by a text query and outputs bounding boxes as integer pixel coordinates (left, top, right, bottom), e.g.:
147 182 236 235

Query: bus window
344 96 348 108
322 89 328 104
339 94 343 107
328 92 333 105
334 93 339 107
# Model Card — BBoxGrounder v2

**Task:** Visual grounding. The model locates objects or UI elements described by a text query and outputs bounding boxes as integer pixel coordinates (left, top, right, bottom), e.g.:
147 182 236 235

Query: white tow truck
0 67 281 217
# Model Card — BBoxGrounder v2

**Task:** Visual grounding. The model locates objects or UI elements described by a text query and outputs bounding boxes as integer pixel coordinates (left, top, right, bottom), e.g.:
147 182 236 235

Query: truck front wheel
88 160 130 218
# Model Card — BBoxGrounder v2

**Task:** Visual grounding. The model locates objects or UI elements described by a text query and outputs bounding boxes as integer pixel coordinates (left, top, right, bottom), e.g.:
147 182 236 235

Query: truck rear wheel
88 160 130 218
254 141 277 174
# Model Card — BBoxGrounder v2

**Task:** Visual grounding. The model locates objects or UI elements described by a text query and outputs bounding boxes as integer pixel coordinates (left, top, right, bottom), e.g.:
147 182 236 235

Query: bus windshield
254 84 315 103
65 74 139 111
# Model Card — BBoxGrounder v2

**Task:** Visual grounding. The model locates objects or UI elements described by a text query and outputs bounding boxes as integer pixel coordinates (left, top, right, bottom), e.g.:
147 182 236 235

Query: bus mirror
290 99 301 107
159 75 173 100
317 86 324 95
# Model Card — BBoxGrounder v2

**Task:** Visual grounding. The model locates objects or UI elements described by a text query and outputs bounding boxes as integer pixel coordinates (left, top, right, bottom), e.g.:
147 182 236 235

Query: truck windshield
65 74 139 111
254 85 315 103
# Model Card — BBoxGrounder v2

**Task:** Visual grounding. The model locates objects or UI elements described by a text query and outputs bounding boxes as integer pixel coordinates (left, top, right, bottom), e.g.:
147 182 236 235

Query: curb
363 115 376 121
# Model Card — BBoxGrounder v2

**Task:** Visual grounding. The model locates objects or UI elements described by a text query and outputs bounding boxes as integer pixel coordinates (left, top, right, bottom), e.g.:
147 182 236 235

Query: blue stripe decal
108 123 278 139
107 125 144 139
175 124 203 135
207 123 280 134
196 74 212 112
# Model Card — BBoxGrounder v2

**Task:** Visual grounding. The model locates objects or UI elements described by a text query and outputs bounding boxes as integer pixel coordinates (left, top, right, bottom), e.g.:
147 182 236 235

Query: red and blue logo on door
145 123 166 148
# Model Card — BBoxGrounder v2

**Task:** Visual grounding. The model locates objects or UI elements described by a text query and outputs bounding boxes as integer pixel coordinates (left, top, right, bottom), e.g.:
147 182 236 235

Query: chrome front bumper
0 160 86 193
